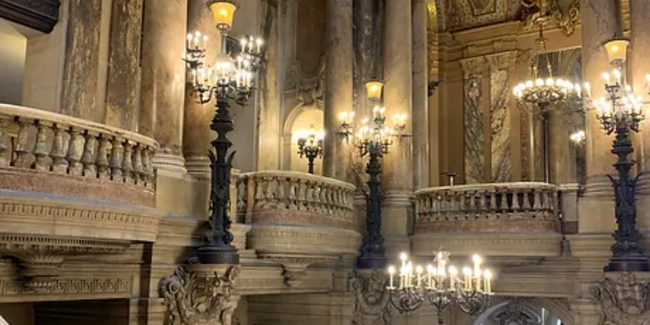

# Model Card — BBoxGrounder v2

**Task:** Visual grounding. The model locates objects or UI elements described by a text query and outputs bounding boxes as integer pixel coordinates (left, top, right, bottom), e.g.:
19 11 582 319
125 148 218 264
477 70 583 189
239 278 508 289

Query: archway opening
473 301 567 325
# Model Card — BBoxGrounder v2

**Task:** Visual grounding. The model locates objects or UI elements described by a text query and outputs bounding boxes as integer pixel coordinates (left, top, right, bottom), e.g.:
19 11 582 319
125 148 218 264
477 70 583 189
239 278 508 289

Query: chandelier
296 125 324 174
184 2 263 105
386 252 493 320
513 20 584 110
594 69 644 134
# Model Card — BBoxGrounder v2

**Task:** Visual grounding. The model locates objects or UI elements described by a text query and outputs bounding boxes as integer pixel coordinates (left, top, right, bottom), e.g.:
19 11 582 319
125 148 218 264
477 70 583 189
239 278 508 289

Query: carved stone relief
350 270 392 325
521 0 580 36
160 265 241 325
591 274 650 325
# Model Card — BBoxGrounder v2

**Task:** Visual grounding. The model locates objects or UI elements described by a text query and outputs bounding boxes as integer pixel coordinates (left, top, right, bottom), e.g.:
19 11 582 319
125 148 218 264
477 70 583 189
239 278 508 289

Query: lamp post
296 125 324 174
184 0 264 264
339 80 406 269
593 68 649 272
386 252 493 324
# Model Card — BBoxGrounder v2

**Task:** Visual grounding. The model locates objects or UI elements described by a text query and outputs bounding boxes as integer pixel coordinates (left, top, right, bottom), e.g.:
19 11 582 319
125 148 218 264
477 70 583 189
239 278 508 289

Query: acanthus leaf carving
590 273 650 325
160 265 241 325
520 0 580 37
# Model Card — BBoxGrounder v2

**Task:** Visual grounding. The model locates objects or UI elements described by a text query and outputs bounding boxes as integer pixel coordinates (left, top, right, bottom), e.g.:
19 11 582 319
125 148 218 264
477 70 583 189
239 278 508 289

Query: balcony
237 171 360 286
0 103 163 292
412 182 563 257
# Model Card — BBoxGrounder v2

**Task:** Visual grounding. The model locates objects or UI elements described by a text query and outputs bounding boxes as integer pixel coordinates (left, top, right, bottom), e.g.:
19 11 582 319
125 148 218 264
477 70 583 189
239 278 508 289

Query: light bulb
525 80 533 88
449 266 458 276
535 79 544 86
472 254 482 264
545 78 554 86
388 266 395 274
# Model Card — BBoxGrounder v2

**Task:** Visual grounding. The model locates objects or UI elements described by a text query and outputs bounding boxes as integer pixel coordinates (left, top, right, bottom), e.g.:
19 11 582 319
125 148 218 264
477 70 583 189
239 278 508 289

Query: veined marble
464 77 484 184
490 69 511 182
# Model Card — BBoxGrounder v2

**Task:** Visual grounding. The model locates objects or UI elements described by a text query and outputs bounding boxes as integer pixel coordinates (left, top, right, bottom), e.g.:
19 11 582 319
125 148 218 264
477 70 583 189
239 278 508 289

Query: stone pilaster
105 0 143 132
182 0 222 177
323 0 354 182
353 0 383 120
578 0 619 233
381 0 413 254
629 0 650 231
140 0 188 174
412 0 429 190
459 56 488 184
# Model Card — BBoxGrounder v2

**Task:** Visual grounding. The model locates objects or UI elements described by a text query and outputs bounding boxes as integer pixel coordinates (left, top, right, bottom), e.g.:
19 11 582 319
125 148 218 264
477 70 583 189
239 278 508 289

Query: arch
281 103 324 174
453 297 574 325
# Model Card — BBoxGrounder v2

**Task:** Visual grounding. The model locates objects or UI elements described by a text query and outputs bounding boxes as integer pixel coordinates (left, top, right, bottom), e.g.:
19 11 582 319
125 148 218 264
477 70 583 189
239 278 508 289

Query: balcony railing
415 182 560 234
238 171 356 230
0 103 158 205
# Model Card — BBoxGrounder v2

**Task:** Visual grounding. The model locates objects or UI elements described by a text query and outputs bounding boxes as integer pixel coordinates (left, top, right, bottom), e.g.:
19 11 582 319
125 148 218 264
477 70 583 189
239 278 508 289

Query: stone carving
489 300 541 325
260 254 337 287
591 274 650 325
0 273 132 296
0 0 59 33
160 266 241 325
350 270 392 325
521 0 580 36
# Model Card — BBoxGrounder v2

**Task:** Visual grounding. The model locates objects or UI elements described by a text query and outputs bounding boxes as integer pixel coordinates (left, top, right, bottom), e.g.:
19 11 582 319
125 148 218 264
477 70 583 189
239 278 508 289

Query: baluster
143 146 155 187
65 128 85 176
522 190 532 210
511 191 521 213
533 190 542 214
81 132 98 177
305 182 314 211
31 121 51 171
276 177 287 209
13 119 32 168
333 189 341 216
458 191 466 213
288 178 298 210
313 185 322 213
321 186 330 214
255 177 266 209
265 177 277 209
297 179 307 211
489 191 497 216
0 117 9 167
50 124 69 173
122 141 134 183
133 144 145 185
96 135 111 180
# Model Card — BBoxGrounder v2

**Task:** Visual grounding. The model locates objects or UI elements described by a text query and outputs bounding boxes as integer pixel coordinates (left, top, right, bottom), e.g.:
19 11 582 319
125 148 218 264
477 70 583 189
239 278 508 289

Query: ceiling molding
0 0 59 33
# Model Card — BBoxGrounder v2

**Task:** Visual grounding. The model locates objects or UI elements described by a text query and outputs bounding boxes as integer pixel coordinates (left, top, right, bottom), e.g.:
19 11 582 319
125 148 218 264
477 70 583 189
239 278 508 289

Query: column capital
486 51 518 72
459 56 488 79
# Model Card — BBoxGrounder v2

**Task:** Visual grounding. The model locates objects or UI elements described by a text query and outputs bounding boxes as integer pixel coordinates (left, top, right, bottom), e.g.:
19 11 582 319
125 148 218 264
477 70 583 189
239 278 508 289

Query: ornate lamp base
197 245 240 265
605 255 650 272
357 254 387 270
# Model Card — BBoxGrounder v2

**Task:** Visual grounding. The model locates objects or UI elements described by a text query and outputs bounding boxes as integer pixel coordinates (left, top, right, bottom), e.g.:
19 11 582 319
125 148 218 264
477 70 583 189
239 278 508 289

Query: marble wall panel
490 69 511 182
464 77 484 184
61 0 103 121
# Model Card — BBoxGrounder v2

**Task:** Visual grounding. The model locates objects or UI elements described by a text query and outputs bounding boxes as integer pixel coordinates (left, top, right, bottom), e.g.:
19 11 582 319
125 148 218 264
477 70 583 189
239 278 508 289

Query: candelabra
387 252 493 324
296 125 324 174
339 81 407 269
184 0 264 264
593 67 648 272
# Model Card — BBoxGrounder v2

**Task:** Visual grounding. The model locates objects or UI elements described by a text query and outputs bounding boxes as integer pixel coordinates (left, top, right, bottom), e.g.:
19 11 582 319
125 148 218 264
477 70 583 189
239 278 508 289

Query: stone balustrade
413 182 562 257
238 171 356 230
237 171 361 273
0 104 158 205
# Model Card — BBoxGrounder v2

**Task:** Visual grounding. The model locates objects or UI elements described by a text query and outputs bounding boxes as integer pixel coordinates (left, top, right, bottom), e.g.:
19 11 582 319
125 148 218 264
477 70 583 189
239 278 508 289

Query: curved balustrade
0 104 158 205
415 182 560 233
238 171 361 262
238 171 356 230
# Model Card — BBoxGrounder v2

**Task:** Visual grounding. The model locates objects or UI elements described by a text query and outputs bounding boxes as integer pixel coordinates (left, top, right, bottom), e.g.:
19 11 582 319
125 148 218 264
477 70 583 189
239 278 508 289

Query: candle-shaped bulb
603 72 610 84
472 254 482 264
388 266 395 274
400 252 407 262
484 269 492 294
613 69 621 84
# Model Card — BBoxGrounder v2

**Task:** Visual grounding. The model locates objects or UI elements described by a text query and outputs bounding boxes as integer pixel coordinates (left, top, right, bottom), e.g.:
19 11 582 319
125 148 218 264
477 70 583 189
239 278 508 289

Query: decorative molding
486 51 518 72
0 0 59 33
259 254 338 287
160 265 240 325
0 275 132 296
591 274 650 325
350 270 392 325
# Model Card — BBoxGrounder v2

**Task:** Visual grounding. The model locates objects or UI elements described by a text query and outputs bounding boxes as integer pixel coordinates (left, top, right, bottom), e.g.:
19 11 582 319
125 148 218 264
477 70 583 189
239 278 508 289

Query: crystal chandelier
513 20 584 111
386 252 493 320
296 125 324 174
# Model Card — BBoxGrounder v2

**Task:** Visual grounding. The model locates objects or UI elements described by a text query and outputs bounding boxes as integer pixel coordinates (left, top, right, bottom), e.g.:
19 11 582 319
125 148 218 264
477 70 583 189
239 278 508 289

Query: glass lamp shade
365 80 384 101
604 38 629 63
209 1 237 31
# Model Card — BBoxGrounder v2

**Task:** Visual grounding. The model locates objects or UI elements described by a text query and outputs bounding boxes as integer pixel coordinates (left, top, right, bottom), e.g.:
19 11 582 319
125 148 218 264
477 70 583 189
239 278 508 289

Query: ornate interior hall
0 0 648 324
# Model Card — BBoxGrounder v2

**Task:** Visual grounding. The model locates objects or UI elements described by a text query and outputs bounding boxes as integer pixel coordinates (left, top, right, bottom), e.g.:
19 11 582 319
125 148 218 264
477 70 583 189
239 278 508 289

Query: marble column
353 0 382 119
182 0 222 177
629 0 650 230
548 110 571 184
323 0 353 182
381 0 412 251
105 0 143 132
257 0 282 171
140 0 188 174
578 0 620 232
412 0 429 190
60 0 105 122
